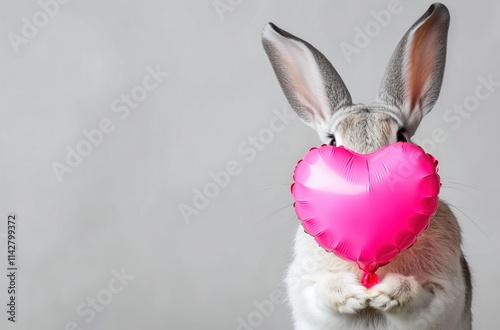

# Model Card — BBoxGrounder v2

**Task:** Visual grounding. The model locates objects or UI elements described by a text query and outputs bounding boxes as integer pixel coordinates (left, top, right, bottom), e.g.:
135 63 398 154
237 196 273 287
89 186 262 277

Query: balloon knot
361 272 380 288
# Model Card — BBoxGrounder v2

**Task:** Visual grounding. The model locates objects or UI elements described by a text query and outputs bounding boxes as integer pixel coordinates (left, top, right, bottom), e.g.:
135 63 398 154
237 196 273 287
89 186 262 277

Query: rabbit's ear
378 3 450 136
262 23 352 132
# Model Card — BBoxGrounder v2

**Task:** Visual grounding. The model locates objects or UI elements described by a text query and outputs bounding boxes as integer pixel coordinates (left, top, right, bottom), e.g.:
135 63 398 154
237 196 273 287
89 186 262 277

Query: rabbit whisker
440 185 475 197
253 184 291 192
440 180 480 191
254 203 294 226
447 202 493 245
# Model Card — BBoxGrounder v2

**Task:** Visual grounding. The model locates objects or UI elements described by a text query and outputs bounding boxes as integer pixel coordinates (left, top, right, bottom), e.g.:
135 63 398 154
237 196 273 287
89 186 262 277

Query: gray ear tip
261 22 278 42
262 22 286 39
429 3 450 24
267 22 278 30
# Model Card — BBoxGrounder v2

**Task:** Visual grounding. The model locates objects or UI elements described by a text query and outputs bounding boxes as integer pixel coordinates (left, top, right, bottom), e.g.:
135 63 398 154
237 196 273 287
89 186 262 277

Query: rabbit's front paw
368 274 420 312
317 273 369 314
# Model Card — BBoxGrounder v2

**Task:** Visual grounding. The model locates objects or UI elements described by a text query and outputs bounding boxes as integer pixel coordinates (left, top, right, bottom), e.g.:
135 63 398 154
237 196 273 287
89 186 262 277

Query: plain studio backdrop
0 0 499 329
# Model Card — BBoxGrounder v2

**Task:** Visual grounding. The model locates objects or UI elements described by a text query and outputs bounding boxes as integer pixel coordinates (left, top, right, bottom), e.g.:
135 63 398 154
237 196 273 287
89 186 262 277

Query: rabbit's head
262 3 450 154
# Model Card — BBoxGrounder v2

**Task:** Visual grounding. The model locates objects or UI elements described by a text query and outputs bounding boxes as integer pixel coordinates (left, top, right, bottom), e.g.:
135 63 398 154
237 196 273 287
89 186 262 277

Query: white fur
286 221 468 329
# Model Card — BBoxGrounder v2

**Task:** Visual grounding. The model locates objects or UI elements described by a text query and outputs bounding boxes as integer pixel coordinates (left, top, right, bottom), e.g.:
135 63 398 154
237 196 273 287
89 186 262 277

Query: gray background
0 0 499 329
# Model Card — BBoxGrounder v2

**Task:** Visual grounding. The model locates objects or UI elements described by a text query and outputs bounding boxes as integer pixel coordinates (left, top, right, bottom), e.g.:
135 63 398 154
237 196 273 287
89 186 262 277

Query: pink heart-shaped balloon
291 142 440 287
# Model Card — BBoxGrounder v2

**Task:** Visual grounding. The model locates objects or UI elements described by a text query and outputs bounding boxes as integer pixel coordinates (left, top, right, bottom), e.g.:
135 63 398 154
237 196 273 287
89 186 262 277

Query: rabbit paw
317 273 369 314
368 274 420 312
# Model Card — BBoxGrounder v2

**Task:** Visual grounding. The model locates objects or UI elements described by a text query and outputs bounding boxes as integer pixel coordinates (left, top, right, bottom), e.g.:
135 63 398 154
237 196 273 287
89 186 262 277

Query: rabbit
261 3 472 330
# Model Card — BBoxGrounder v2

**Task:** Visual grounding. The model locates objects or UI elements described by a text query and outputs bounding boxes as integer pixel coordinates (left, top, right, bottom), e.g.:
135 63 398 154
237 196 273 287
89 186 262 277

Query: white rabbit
262 3 472 330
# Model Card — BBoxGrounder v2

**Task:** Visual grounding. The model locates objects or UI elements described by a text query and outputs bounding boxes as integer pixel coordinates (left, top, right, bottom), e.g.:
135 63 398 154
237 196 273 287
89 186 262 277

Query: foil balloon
291 142 440 288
